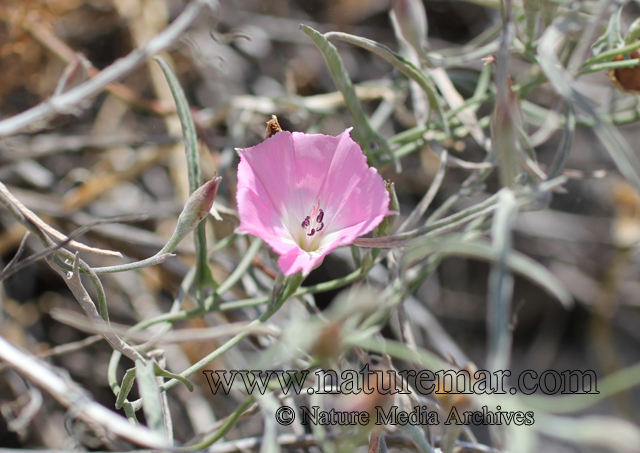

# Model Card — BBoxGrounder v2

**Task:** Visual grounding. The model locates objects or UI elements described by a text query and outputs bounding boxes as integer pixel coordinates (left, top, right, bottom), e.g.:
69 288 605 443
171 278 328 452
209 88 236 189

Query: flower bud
180 176 222 224
171 176 222 246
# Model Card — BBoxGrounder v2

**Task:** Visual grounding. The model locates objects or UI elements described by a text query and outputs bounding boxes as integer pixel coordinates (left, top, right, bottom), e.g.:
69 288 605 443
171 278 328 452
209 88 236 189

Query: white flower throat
298 199 325 252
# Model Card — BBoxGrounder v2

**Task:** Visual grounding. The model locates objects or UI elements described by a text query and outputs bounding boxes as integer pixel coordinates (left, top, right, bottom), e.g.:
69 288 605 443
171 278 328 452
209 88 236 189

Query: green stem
583 40 640 66
204 238 263 310
156 273 304 394
579 58 640 75
183 397 255 450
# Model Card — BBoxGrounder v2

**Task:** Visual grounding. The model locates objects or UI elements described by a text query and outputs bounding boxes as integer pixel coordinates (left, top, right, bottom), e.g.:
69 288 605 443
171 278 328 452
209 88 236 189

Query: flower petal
277 247 325 276
237 132 304 232
236 128 391 277
236 180 296 255
310 130 391 233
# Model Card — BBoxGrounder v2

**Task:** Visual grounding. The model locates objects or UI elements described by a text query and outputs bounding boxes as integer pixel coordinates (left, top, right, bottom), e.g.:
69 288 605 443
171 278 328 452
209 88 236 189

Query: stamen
315 209 325 232
301 206 326 238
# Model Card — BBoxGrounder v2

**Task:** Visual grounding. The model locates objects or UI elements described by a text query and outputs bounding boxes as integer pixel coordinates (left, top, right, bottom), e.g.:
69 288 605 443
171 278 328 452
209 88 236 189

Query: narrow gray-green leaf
154 56 200 192
547 105 575 179
523 0 539 45
625 18 640 44
255 393 281 453
323 30 449 138
487 189 517 372
540 20 640 195
300 25 395 167
403 238 572 307
153 362 194 392
540 0 558 27
352 336 449 372
154 56 215 293
115 367 136 410
591 4 624 57
355 193 500 248
493 16 520 188
136 359 165 436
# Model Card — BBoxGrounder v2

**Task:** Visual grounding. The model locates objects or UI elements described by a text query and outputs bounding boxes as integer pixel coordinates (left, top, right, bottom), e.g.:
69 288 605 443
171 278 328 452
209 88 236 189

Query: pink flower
236 129 392 276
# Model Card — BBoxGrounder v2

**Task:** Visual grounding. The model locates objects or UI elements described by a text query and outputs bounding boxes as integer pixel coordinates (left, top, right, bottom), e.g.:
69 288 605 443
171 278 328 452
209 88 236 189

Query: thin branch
21 20 174 115
0 231 30 278
0 0 212 138
0 336 168 449
398 150 448 233
354 193 501 248
46 252 146 364
38 335 102 358
0 181 121 257
50 309 280 344
0 215 145 282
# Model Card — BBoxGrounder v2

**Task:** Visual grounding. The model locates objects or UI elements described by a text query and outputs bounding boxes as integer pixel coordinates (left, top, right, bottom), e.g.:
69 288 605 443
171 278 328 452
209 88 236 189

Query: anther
301 206 325 238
